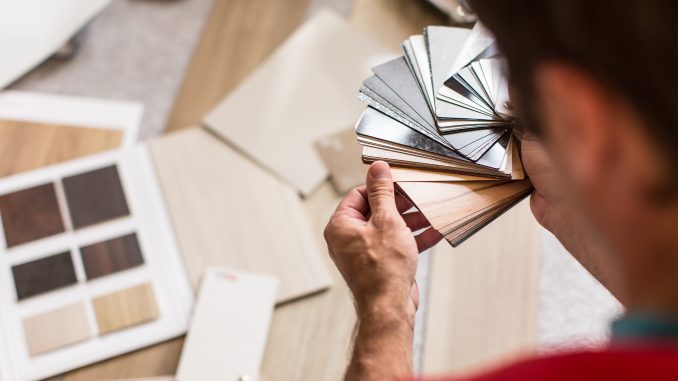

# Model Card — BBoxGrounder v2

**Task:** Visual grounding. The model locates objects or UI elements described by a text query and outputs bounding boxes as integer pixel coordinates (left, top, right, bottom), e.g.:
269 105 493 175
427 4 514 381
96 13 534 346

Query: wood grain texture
0 182 65 247
398 179 533 245
261 182 355 381
23 302 92 356
422 200 540 376
93 283 159 335
0 119 122 178
12 251 77 300
80 233 144 280
165 0 311 132
62 165 130 229
149 128 331 303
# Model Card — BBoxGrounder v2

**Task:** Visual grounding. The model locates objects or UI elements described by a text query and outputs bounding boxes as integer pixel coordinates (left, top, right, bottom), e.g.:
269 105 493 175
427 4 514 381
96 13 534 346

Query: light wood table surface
1 0 540 379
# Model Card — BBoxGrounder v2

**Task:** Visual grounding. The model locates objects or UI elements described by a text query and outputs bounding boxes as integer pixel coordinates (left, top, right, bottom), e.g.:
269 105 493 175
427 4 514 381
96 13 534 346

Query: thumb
366 161 397 214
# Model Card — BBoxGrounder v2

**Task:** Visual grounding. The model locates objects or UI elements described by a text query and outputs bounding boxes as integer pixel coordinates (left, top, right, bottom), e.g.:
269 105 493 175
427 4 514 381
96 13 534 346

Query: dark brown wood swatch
0 183 65 247
81 233 144 280
62 165 130 229
12 251 77 300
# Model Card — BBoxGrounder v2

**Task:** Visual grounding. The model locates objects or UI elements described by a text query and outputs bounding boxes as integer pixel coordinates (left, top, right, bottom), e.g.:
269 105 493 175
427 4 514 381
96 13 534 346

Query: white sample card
176 268 278 381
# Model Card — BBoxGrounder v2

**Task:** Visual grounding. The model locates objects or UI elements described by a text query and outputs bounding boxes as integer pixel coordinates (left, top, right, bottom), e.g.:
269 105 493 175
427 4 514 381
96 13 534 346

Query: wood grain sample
80 233 144 280
422 201 539 376
397 179 533 246
23 302 92 356
92 283 159 335
12 251 77 300
149 128 331 303
0 119 122 178
0 182 65 247
62 165 130 229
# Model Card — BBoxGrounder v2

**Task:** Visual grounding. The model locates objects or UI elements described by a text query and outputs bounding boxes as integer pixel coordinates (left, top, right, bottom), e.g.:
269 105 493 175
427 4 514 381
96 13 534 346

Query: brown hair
469 0 678 180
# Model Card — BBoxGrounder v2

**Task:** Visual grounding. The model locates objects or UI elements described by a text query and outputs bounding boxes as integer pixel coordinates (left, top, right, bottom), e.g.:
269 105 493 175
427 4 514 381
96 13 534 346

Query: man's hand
522 134 623 301
324 161 441 381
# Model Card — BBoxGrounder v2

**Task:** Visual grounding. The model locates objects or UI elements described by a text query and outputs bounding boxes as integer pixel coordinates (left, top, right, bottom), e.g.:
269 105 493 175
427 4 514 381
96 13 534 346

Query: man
323 1 678 380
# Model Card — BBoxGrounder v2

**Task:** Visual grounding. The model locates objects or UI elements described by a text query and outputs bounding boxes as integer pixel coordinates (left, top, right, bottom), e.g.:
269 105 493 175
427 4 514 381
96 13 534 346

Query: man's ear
533 64 615 188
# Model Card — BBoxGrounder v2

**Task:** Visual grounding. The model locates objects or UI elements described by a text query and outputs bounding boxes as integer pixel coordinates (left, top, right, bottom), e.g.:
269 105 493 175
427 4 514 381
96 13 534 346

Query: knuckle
371 209 396 226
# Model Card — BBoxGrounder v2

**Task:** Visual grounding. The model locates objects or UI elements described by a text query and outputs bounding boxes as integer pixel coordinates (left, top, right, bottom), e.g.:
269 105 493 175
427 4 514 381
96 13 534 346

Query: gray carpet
10 0 213 140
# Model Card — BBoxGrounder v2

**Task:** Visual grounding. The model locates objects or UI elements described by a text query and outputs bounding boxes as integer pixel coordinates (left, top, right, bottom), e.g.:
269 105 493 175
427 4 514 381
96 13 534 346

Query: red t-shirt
424 345 678 381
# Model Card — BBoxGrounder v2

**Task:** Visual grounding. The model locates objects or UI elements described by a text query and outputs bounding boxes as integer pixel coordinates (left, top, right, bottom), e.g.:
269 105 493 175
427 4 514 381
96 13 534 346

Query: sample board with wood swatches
149 127 332 303
0 148 192 381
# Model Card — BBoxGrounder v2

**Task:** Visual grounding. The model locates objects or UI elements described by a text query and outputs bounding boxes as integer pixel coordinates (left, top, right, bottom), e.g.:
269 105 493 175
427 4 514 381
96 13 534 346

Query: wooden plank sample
261 182 356 381
62 165 130 229
0 120 122 178
203 10 395 196
12 251 77 300
149 128 331 303
23 302 92 356
397 179 533 245
92 283 159 335
422 200 540 376
0 182 65 247
80 233 144 280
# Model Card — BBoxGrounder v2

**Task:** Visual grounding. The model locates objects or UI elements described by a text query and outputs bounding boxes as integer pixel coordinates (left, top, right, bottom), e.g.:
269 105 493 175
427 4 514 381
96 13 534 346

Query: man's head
470 0 678 309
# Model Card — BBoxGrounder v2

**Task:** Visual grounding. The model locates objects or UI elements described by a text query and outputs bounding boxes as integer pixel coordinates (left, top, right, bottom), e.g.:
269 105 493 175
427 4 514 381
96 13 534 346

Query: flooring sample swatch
0 183 65 247
149 128 331 303
203 10 394 196
0 119 122 178
23 302 92 356
63 165 130 229
176 268 277 381
80 233 144 280
92 283 159 335
12 251 77 300
314 128 367 194
397 179 533 246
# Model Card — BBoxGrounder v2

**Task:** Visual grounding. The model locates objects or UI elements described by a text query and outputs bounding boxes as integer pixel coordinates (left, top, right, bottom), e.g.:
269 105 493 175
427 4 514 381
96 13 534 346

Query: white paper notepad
176 268 278 381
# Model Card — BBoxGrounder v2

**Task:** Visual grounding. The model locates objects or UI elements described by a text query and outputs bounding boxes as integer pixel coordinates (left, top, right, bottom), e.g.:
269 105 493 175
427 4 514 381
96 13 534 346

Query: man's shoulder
422 345 678 381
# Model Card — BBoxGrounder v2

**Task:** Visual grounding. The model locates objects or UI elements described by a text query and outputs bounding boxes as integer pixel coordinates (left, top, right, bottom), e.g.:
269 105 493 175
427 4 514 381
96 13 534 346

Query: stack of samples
355 24 533 246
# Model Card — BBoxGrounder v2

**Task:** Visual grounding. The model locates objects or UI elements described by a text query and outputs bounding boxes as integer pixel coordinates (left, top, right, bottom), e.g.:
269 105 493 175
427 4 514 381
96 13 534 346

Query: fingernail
370 161 391 180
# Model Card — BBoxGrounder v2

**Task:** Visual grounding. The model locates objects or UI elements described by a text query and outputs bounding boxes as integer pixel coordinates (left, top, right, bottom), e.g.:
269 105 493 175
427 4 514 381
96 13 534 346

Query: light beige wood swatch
203 10 395 196
149 128 332 303
23 302 92 356
93 283 159 335
422 200 540 376
398 179 533 245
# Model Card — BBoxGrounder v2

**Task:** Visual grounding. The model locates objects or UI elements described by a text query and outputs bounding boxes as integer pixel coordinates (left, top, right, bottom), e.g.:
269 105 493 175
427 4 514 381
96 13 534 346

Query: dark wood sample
0 183 65 247
81 233 144 280
62 165 130 229
12 251 77 300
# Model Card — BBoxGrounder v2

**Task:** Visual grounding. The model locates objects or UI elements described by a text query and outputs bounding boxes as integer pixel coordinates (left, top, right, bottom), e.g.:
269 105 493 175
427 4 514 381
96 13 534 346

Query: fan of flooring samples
354 23 533 247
